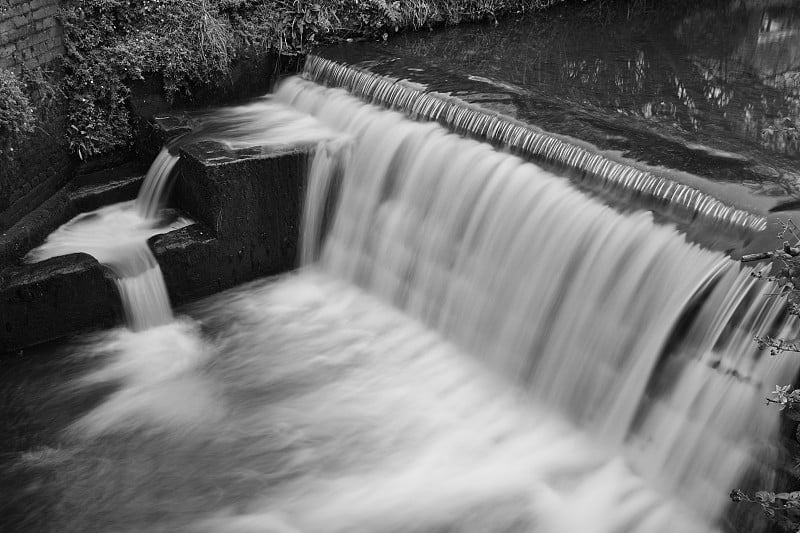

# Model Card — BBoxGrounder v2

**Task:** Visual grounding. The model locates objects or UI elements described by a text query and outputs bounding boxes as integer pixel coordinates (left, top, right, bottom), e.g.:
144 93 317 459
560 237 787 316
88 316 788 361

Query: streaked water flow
277 75 797 529
136 148 180 220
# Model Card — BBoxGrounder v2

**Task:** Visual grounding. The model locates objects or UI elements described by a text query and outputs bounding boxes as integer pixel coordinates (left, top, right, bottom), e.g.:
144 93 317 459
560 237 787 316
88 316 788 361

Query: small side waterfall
26 202 188 330
282 75 798 530
136 101 346 219
136 148 181 220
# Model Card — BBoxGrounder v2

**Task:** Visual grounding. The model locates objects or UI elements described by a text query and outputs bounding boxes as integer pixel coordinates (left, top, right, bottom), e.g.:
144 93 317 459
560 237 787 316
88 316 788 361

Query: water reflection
391 0 800 159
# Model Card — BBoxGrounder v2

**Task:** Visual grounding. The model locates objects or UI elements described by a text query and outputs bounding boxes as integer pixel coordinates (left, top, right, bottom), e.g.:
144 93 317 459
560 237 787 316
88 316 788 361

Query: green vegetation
734 219 800 532
0 68 35 158
0 66 60 160
60 0 560 159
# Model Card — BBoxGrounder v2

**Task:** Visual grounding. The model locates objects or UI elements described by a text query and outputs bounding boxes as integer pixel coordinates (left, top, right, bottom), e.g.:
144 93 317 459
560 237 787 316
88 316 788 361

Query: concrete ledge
1 143 309 353
1 122 310 353
0 165 147 266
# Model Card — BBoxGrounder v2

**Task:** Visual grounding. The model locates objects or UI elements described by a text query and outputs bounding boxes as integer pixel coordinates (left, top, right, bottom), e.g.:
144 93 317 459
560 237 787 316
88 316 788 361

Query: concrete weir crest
302 54 767 242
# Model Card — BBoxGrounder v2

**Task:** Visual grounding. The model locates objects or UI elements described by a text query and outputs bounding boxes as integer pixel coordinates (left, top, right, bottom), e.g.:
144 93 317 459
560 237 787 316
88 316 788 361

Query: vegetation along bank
1 0 563 162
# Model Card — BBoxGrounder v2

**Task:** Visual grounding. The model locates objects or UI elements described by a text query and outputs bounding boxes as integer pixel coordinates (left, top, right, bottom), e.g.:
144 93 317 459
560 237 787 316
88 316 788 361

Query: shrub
734 219 800 531
0 68 36 158
59 0 563 159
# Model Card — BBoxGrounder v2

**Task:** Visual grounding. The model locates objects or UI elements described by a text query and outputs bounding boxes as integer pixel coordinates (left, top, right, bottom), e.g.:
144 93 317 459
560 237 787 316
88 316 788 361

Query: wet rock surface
0 254 123 352
149 224 227 304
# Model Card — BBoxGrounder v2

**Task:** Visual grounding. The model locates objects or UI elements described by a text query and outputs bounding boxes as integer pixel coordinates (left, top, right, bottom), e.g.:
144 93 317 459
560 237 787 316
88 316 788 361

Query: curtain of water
136 148 181 220
279 76 798 527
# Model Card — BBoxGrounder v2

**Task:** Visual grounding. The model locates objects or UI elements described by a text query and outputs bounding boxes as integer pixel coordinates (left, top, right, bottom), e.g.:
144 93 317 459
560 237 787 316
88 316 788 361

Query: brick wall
0 0 70 234
0 0 63 72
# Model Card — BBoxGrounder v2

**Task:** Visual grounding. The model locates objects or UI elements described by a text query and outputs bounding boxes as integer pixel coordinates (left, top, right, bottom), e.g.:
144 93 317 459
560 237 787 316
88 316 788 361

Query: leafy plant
734 219 800 532
730 489 800 532
0 68 36 158
746 219 800 355
58 0 564 158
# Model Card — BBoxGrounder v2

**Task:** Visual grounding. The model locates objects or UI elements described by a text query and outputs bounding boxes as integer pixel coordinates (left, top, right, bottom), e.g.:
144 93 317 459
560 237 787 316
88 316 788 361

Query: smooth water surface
332 0 800 205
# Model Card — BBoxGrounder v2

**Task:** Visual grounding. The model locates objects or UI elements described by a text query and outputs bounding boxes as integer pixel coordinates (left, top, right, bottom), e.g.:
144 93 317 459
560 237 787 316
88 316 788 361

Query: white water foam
36 273 721 533
26 201 189 329
279 76 797 529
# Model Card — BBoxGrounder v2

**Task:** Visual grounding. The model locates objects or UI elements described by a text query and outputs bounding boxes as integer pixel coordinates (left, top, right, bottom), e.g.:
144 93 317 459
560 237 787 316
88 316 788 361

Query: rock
0 254 123 353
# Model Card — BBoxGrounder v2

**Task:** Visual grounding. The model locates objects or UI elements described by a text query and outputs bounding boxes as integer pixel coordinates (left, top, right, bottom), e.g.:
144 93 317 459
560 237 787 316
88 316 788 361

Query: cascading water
28 99 341 330
10 70 798 533
136 101 342 220
278 75 797 530
26 202 189 330
136 148 182 220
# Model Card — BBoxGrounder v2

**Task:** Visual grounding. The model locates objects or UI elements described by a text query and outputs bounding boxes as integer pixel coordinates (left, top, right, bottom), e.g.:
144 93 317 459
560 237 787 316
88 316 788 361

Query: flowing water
27 99 341 329
25 202 190 330
7 7 800 530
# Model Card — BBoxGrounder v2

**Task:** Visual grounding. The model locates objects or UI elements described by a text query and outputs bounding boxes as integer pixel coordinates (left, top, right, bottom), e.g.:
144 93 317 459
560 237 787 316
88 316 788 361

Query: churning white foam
27 201 190 329
36 272 718 533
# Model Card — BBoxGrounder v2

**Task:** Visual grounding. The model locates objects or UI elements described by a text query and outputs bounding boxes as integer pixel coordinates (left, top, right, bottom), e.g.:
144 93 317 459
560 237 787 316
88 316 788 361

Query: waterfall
302 56 767 242
280 75 798 530
136 100 345 220
136 147 181 220
19 69 797 532
26 201 188 330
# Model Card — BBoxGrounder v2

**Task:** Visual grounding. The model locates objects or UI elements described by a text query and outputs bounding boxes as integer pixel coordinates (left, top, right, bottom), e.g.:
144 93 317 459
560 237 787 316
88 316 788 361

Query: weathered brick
29 30 48 45
0 49 17 68
0 19 15 36
0 0 61 69
34 41 50 54
0 4 25 20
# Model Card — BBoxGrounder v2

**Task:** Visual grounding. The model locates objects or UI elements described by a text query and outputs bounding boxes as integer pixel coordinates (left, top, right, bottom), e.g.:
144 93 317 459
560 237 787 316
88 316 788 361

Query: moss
59 0 561 159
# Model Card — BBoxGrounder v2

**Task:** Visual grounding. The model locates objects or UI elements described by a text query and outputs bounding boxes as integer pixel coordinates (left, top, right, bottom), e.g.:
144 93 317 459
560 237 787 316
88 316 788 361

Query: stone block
40 5 59 18
175 144 308 280
149 224 229 304
0 254 124 353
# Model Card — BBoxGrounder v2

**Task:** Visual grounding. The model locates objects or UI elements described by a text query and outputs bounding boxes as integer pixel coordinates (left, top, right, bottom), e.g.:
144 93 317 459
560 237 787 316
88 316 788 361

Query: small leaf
755 491 776 503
